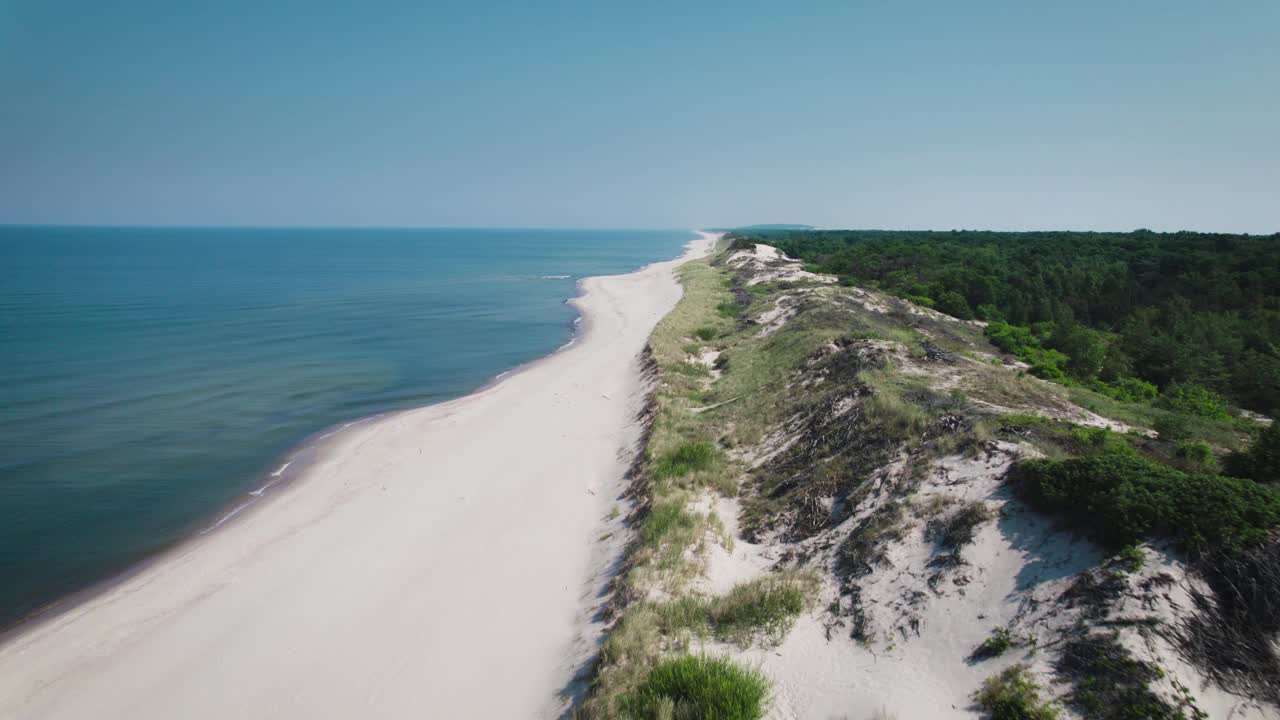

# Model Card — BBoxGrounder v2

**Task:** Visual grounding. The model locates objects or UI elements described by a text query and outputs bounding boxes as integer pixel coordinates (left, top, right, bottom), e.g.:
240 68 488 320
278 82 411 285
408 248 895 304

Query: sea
0 226 694 629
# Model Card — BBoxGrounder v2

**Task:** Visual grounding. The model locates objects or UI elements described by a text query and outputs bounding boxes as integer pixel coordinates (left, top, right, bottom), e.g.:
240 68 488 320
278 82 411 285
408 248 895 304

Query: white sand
0 232 719 720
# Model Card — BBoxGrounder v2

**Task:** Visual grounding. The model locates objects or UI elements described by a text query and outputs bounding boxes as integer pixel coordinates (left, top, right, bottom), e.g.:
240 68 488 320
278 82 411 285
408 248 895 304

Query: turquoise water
0 226 692 628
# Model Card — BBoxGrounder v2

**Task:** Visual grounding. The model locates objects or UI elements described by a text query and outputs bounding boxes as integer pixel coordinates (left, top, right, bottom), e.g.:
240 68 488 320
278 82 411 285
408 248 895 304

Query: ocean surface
0 226 693 629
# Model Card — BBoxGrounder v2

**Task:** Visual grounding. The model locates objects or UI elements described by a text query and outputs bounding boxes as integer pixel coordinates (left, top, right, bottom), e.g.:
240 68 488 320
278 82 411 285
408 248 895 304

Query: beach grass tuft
653 571 819 647
654 441 719 480
620 654 769 720
707 571 819 646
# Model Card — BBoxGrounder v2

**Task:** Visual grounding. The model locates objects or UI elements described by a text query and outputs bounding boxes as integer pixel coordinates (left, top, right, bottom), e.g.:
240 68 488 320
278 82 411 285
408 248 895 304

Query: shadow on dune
992 486 1102 592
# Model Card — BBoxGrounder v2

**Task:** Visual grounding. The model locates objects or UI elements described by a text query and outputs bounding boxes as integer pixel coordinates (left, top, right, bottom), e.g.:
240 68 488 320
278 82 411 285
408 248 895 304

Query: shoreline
0 230 719 719
0 236 682 642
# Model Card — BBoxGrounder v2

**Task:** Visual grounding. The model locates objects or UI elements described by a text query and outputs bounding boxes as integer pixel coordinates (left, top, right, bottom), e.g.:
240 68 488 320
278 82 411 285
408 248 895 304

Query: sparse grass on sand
969 626 1013 662
654 570 820 647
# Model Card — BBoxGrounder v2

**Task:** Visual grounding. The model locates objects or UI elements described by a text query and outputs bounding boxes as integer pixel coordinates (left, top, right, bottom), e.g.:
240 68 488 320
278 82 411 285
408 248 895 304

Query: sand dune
0 232 718 720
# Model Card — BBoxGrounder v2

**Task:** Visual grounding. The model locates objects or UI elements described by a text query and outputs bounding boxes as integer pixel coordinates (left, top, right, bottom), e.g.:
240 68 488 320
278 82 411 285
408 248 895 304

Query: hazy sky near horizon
1 1 1277 232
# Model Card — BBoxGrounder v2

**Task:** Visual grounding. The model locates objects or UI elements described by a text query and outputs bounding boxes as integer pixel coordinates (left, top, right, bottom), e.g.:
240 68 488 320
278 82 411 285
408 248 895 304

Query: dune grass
653 571 820 647
708 571 818 645
642 501 699 550
620 654 770 720
654 441 720 480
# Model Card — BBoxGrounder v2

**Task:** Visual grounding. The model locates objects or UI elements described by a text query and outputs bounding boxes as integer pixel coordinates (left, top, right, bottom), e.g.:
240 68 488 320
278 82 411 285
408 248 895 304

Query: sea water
0 226 692 628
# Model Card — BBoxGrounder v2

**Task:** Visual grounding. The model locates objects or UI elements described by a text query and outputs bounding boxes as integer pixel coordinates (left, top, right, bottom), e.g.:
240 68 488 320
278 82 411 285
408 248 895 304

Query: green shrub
970 626 1013 661
1068 426 1136 457
1106 377 1158 402
1012 454 1280 551
974 664 1061 720
934 290 975 320
1045 322 1106 380
693 326 718 341
1158 384 1231 420
654 441 719 480
901 293 935 308
986 321 1071 383
620 655 769 720
977 303 1004 322
1029 356 1068 383
1114 544 1146 572
986 321 1038 357
1152 413 1190 441
1225 421 1280 483
1176 440 1217 470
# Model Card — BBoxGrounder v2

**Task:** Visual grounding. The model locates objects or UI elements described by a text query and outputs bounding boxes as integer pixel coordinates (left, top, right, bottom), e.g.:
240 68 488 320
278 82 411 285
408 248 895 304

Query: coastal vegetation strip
738 228 1280 418
581 233 1280 718
581 254 805 718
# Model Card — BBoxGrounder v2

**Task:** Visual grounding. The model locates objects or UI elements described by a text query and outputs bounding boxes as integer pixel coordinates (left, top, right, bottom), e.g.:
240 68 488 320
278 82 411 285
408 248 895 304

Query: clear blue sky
1 0 1276 232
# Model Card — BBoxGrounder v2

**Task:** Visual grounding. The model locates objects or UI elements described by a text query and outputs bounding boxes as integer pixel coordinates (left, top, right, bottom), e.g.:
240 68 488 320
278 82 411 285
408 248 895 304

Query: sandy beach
0 231 718 720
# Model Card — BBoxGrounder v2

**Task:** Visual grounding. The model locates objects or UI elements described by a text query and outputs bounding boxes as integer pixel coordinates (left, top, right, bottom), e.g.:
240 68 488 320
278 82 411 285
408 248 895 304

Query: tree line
734 229 1280 416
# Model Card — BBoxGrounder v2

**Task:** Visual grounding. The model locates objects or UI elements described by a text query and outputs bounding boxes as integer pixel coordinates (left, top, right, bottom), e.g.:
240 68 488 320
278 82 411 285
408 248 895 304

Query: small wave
205 501 252 533
269 460 292 478
539 274 571 280
248 479 278 497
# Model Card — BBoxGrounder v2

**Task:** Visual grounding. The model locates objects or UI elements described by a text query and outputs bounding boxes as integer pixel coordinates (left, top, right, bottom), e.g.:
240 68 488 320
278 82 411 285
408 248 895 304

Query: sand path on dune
0 232 718 720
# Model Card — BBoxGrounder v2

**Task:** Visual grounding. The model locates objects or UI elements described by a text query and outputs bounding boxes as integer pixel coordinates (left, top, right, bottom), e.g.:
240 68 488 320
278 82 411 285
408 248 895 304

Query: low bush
1158 384 1231 420
974 664 1061 720
1225 421 1280 483
985 321 1072 383
620 654 769 720
1093 377 1159 403
1176 440 1217 471
1011 454 1280 551
1068 426 1136 458
693 326 718 341
1114 544 1146 573
1152 413 1190 442
970 626 1013 661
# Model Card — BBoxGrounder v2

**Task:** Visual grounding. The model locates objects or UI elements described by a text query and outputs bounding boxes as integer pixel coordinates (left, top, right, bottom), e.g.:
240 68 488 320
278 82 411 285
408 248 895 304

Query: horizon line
2 223 1277 236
